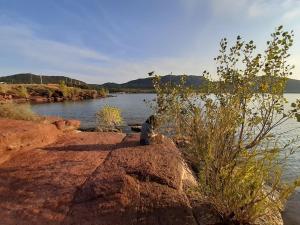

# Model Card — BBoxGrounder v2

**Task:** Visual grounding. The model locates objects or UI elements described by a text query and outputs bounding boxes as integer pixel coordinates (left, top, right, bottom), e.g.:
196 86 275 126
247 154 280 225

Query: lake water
31 93 156 129
29 93 300 225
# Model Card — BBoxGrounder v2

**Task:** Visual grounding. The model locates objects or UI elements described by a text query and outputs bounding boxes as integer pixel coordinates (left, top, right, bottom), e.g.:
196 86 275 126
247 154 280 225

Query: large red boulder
0 132 126 225
65 119 81 129
53 119 81 131
63 136 198 225
0 118 61 165
29 96 48 103
53 119 66 130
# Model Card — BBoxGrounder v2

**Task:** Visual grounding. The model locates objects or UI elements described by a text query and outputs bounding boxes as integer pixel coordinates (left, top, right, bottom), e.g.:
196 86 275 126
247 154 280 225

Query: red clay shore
0 118 283 225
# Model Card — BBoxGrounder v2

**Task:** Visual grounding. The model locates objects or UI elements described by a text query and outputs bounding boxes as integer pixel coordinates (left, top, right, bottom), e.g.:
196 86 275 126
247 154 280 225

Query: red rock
0 131 125 225
53 120 81 131
29 96 48 103
54 97 64 102
64 138 198 225
12 98 28 103
0 118 61 165
53 120 66 130
42 116 63 124
0 121 283 225
65 119 81 129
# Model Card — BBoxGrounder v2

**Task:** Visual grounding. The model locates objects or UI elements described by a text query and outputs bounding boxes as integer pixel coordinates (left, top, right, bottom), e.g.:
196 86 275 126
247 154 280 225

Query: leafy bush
89 90 98 98
0 84 10 94
59 80 72 97
152 26 300 224
46 88 53 97
74 87 82 96
69 87 81 98
96 105 123 131
98 88 109 97
0 103 39 121
16 85 29 98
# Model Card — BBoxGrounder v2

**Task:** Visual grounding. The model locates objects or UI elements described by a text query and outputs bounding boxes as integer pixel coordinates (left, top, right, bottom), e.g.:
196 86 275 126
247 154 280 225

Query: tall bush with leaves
152 26 300 224
16 85 29 98
98 87 109 97
59 80 71 97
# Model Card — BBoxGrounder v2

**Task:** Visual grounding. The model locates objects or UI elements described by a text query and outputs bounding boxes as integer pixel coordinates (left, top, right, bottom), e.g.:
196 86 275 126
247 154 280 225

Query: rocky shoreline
0 92 107 104
0 84 109 104
0 118 284 225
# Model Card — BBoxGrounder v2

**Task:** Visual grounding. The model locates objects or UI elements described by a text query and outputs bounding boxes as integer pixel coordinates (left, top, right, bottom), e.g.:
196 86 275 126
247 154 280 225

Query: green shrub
89 90 97 98
46 88 53 97
0 84 10 94
0 103 39 121
16 85 29 98
96 105 123 131
59 81 72 97
71 87 81 97
152 26 300 224
98 88 109 97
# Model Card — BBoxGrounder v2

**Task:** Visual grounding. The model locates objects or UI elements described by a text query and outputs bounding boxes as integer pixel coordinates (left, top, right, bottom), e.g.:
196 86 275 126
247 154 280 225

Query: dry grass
0 84 11 94
0 103 40 121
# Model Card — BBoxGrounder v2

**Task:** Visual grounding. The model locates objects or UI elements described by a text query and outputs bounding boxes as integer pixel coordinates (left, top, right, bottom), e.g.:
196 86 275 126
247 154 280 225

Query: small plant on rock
96 105 123 131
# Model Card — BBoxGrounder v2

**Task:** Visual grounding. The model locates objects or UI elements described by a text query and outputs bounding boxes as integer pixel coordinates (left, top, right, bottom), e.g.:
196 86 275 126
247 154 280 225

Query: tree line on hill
1 73 300 93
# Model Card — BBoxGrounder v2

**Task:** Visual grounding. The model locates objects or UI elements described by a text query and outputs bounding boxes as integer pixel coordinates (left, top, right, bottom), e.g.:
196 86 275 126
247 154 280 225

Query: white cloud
210 0 248 16
282 8 300 22
0 24 112 82
0 25 110 63
248 0 270 18
179 0 201 14
0 23 211 83
210 0 300 21
0 20 299 84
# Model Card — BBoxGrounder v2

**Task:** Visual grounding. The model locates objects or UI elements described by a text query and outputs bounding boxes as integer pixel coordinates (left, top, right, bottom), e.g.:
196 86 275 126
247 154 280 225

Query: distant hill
100 75 208 91
285 79 300 93
100 75 300 93
1 73 300 93
0 73 89 88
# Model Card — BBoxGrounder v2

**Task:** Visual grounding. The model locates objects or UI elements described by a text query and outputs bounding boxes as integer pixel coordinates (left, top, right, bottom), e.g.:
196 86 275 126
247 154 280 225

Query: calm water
29 93 300 225
31 93 156 128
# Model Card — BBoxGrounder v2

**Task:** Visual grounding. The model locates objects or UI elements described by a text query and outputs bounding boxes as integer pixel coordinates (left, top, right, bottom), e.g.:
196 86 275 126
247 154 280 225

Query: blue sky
0 0 299 83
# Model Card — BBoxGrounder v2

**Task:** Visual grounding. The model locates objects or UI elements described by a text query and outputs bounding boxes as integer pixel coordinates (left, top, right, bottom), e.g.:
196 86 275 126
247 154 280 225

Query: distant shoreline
0 83 109 104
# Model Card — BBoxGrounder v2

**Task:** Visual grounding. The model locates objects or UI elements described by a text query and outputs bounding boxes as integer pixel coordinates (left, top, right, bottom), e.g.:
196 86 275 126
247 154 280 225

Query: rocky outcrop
0 122 198 225
0 131 125 225
0 120 284 225
64 136 197 225
0 94 13 103
29 96 49 103
0 118 61 165
53 119 81 131
0 84 106 104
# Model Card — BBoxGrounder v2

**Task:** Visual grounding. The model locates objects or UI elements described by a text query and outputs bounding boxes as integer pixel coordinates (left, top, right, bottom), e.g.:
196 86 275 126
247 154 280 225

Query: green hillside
1 73 300 93
285 79 300 93
99 75 208 92
0 73 89 89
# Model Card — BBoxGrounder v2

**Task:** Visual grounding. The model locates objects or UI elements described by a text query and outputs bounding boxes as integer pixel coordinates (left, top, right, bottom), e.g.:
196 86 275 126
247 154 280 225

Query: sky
0 0 300 84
